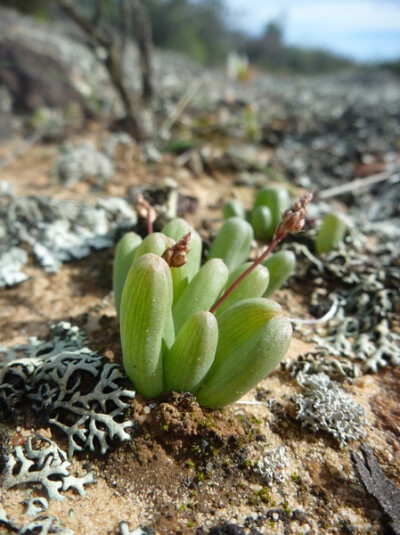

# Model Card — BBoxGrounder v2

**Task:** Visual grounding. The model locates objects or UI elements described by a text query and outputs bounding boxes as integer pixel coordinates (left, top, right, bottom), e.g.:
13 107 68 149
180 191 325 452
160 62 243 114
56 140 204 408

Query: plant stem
210 231 285 314
147 216 153 235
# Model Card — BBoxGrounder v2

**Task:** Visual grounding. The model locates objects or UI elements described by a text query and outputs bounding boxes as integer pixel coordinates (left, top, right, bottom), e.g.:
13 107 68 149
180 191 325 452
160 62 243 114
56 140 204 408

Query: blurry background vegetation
1 0 398 74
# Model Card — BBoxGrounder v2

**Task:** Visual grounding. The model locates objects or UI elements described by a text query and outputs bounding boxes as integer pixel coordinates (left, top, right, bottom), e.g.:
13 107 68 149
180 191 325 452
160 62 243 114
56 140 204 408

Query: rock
0 40 84 114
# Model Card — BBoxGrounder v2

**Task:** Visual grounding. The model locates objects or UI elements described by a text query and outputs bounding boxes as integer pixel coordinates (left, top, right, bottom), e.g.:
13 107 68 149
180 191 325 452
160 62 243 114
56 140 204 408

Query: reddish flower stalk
210 192 313 315
136 193 156 235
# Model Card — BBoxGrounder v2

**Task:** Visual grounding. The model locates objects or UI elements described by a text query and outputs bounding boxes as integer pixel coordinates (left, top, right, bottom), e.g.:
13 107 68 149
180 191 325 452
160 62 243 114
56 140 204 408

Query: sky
226 0 400 62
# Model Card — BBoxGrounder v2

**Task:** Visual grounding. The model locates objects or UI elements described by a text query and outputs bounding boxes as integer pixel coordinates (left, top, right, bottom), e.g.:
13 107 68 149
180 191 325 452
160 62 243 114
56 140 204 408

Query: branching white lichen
18 515 75 535
3 436 95 501
254 446 288 486
292 372 367 448
119 522 155 535
0 323 136 458
25 497 49 517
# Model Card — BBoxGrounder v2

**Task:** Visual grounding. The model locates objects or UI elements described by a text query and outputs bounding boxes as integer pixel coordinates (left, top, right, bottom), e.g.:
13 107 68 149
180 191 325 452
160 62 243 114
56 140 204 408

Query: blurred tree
57 0 154 139
0 0 51 17
146 0 236 65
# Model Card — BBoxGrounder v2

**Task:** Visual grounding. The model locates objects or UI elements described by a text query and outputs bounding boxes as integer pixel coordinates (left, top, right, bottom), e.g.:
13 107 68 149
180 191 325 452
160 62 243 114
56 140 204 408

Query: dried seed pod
262 250 296 297
120 253 173 398
206 217 253 272
172 259 229 333
162 218 202 281
162 232 192 305
223 199 246 220
196 299 292 408
254 186 290 240
113 232 142 317
164 311 218 393
214 262 269 317
315 212 348 254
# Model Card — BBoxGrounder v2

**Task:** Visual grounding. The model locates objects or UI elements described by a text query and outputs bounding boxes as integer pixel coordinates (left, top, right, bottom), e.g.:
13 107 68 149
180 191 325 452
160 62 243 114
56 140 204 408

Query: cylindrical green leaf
254 186 290 240
223 199 246 220
162 218 202 281
120 253 173 398
315 213 348 254
214 262 270 317
212 298 283 366
206 217 253 272
164 311 218 393
196 304 292 408
172 259 229 333
251 205 273 241
134 232 174 260
262 250 296 297
113 232 142 317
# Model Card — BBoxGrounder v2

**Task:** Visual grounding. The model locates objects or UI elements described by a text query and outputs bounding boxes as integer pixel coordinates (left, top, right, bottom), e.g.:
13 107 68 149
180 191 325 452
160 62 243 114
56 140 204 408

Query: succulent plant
223 185 291 242
113 194 312 408
315 212 348 254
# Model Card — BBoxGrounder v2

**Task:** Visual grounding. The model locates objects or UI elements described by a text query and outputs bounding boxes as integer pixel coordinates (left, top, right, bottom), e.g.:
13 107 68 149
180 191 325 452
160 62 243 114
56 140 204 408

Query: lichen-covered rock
0 192 137 274
54 142 114 186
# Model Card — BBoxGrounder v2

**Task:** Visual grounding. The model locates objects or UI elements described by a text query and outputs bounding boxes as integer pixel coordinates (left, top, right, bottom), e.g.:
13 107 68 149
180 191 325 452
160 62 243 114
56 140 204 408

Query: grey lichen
54 142 113 187
282 351 360 382
292 372 367 448
0 323 136 458
18 515 75 535
290 240 400 373
25 497 49 517
254 445 288 486
3 436 95 501
0 192 137 275
0 246 28 287
119 523 156 535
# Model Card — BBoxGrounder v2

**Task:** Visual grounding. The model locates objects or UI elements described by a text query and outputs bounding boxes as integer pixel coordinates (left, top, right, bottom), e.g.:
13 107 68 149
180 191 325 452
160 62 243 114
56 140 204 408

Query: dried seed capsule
164 311 218 393
315 213 348 254
214 262 269 317
254 186 290 240
250 205 273 240
223 199 246 220
262 250 296 297
195 298 292 408
120 253 173 398
206 217 253 272
162 218 202 281
172 259 229 333
113 232 142 317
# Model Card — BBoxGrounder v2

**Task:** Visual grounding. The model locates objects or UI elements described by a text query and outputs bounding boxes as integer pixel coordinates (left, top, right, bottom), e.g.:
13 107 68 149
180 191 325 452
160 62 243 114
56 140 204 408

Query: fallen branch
317 168 399 200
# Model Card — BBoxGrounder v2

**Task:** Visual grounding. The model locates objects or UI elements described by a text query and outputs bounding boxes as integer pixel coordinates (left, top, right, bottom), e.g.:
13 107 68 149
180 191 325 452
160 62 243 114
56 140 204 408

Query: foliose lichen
292 372 367 448
254 445 288 486
0 322 136 458
3 435 95 501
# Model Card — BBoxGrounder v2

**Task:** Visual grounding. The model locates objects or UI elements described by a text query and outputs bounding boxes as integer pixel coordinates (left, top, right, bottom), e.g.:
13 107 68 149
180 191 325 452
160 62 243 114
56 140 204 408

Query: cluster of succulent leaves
223 185 348 255
113 217 294 409
223 185 291 242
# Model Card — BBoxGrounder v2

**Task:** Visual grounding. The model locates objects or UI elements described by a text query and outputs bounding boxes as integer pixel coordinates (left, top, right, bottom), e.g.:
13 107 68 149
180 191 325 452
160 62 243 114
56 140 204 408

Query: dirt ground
0 129 399 535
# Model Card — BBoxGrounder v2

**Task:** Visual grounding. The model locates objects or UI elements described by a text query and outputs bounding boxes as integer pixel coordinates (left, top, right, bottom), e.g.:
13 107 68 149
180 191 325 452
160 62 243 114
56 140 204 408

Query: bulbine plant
113 193 312 409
